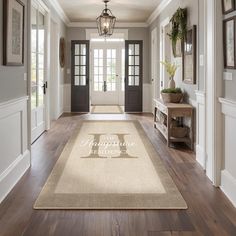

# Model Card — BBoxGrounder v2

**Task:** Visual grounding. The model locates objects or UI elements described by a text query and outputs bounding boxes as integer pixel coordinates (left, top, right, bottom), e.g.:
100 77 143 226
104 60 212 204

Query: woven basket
161 93 183 103
171 127 188 138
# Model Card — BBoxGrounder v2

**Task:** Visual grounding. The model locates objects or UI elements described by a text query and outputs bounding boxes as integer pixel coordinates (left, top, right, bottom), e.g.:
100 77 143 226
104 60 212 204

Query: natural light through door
91 43 124 105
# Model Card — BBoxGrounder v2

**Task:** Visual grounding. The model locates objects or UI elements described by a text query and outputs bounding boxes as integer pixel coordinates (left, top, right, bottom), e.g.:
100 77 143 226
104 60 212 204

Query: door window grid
94 49 104 91
128 44 140 86
31 7 45 109
107 49 116 91
74 44 87 86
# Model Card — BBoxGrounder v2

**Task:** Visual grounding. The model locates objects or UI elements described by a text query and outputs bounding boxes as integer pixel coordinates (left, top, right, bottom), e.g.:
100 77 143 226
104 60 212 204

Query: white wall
0 97 30 203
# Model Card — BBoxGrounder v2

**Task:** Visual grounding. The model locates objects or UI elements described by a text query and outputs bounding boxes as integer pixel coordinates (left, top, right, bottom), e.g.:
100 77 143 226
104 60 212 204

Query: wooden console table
154 99 194 150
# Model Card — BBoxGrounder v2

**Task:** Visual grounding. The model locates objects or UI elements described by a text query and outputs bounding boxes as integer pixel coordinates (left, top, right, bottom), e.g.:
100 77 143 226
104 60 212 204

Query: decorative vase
168 77 176 89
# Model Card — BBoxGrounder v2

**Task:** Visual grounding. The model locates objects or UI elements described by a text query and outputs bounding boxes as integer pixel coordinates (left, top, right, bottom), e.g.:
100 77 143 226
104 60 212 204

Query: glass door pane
93 49 103 91
128 43 140 86
106 49 116 91
74 43 87 86
31 7 45 109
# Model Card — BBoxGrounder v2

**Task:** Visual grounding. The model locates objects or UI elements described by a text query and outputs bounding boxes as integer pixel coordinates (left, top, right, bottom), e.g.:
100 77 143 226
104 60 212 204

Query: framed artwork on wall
223 17 236 69
222 0 235 14
182 25 197 84
3 0 25 66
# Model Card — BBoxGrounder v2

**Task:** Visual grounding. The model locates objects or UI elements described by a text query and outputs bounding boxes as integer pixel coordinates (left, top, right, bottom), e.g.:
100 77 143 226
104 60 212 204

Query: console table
154 99 194 150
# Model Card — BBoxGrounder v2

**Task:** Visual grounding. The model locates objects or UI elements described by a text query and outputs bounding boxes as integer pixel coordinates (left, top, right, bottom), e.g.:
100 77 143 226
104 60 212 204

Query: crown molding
50 0 70 24
49 0 170 28
147 0 173 25
68 22 148 28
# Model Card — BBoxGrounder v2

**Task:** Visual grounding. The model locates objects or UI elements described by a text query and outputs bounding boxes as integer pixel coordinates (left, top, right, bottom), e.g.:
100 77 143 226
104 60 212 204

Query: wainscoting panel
219 98 236 207
63 84 71 113
0 97 30 203
143 84 152 113
63 84 152 113
195 91 206 169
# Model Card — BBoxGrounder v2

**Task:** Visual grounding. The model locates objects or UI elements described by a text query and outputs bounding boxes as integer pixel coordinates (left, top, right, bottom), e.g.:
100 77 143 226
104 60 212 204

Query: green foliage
160 60 179 78
168 8 187 57
161 88 182 94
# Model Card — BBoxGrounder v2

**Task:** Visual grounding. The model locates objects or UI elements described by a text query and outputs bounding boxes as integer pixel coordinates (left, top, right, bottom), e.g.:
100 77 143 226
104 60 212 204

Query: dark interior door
125 41 143 112
71 40 90 112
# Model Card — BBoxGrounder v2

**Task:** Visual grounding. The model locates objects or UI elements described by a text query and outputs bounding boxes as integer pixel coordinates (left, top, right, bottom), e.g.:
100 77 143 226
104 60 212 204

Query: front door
31 5 47 143
71 41 90 112
125 41 143 112
91 44 124 105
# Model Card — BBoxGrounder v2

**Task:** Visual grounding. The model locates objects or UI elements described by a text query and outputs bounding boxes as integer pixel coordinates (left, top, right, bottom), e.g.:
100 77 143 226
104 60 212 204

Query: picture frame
222 0 235 14
182 25 197 84
3 0 25 66
223 17 236 69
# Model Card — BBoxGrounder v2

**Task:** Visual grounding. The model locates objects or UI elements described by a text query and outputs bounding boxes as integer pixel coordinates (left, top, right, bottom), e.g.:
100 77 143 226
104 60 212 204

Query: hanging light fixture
96 0 116 37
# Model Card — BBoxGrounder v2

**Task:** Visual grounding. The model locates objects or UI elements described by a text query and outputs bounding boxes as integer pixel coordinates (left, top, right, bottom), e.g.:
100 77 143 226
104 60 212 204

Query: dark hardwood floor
0 113 236 236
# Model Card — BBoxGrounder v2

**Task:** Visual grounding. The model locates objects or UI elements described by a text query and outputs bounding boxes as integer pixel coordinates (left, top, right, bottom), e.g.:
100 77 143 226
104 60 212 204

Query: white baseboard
220 170 236 208
0 150 30 203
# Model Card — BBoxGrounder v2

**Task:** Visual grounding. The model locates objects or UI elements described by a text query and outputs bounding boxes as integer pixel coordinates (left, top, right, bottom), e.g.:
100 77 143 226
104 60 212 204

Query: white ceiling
57 0 163 23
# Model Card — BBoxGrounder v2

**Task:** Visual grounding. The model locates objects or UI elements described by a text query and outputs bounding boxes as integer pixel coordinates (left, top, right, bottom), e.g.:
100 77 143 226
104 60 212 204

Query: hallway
0 114 235 236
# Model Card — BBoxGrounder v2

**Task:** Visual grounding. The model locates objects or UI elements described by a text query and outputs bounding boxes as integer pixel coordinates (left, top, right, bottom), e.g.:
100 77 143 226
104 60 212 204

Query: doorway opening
90 39 125 114
70 30 143 114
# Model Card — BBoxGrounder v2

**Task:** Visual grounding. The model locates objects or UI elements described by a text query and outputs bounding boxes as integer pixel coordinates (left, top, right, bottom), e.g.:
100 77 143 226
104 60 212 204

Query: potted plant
160 60 179 89
168 7 187 57
161 88 183 103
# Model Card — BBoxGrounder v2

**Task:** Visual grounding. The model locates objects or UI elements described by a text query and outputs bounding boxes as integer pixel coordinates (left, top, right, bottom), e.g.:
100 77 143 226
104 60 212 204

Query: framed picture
182 25 197 84
3 0 25 66
223 17 236 69
222 0 235 14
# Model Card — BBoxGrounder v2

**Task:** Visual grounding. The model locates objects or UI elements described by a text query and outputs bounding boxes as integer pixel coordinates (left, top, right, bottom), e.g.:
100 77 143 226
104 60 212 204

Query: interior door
71 41 90 112
125 41 143 112
91 44 123 105
31 5 47 143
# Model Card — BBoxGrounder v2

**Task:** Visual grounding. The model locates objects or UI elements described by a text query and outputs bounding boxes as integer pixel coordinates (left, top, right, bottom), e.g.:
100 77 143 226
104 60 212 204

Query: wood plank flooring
0 113 236 236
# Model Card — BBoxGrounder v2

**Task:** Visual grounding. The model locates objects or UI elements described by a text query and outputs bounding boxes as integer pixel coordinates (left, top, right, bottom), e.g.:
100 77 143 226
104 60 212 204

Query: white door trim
151 27 158 113
205 0 223 186
159 17 170 92
50 19 61 121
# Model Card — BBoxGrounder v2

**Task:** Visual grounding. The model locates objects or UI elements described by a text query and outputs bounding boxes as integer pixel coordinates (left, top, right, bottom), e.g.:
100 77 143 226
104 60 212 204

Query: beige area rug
34 121 187 209
91 105 124 114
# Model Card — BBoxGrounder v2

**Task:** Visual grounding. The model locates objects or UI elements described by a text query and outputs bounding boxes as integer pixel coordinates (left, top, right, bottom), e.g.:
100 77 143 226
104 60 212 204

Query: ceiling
57 0 163 23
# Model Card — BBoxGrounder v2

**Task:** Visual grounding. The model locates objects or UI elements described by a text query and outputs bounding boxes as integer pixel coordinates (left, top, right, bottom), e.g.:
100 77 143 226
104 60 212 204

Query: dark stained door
125 41 143 112
71 40 90 112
